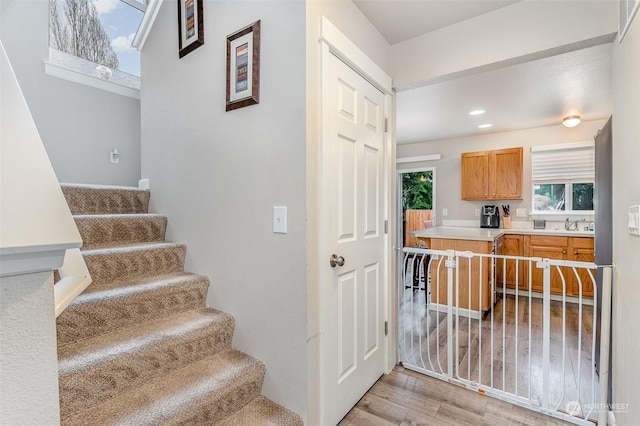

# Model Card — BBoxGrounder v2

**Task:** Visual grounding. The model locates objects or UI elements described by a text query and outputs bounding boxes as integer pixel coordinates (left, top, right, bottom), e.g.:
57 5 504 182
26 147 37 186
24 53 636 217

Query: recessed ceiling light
562 116 581 128
469 109 486 116
478 124 493 129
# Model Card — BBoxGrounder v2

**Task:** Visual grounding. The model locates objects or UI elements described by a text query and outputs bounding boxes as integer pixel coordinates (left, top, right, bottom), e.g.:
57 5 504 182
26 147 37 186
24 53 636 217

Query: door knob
330 254 345 268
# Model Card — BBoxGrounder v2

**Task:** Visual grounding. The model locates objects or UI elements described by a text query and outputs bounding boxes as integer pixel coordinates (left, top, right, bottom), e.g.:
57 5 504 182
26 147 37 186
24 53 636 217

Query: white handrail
54 248 92 317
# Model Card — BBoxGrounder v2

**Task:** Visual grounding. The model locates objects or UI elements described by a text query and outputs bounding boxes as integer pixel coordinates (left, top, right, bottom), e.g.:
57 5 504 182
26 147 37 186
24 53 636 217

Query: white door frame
396 167 436 327
396 166 437 249
317 16 396 424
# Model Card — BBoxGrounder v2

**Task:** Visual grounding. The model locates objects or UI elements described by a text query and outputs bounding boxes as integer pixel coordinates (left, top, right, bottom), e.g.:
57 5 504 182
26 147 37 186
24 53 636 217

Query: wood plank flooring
339 261 598 425
399 290 597 398
338 366 576 426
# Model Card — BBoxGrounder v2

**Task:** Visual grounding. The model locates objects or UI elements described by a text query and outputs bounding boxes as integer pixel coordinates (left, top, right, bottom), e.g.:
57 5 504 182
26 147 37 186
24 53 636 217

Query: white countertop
412 227 503 241
412 226 594 242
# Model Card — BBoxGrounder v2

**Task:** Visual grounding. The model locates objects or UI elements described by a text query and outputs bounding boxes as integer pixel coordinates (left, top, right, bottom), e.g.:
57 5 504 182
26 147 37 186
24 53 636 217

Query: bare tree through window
49 0 119 69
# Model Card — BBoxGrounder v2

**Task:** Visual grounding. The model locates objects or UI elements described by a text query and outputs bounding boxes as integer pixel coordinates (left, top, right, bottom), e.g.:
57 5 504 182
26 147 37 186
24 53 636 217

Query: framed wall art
226 20 261 111
178 0 204 58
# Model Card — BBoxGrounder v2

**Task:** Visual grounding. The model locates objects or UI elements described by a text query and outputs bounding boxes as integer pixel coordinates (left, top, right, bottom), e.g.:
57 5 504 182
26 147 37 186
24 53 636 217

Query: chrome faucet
565 218 582 231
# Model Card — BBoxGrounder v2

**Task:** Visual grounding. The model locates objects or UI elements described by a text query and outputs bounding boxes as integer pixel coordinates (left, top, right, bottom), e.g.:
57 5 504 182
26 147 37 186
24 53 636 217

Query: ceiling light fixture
469 109 486 115
478 123 493 129
562 116 581 128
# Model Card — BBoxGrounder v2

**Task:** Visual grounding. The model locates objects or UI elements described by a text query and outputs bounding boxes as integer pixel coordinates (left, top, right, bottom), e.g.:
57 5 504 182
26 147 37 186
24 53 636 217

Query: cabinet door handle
562 249 567 254
574 251 579 255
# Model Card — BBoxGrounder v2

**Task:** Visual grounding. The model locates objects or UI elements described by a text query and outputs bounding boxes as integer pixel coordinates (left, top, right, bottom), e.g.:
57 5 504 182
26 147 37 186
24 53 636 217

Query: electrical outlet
442 208 448 217
474 209 480 217
516 208 527 217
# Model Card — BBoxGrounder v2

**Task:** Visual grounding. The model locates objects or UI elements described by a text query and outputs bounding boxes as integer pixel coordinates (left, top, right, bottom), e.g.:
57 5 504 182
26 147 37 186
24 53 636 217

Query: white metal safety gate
399 247 613 425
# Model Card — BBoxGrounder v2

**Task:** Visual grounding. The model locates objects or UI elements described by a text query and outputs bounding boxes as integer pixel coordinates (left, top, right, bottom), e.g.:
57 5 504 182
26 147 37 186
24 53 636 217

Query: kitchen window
531 142 594 212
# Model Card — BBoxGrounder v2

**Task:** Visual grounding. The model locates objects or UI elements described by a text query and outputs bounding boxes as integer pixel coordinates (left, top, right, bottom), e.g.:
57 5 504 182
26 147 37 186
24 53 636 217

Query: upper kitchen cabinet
461 147 523 200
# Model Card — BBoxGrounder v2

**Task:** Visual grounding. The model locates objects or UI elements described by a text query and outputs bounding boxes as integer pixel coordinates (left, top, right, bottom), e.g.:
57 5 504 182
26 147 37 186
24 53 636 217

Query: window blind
531 142 595 182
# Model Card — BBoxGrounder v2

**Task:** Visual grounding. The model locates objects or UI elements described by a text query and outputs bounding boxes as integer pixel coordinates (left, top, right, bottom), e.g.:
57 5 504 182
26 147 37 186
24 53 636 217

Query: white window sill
45 49 140 100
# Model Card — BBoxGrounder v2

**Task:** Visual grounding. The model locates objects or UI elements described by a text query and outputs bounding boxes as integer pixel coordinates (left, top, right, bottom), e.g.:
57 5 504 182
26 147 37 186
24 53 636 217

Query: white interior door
322 50 387 425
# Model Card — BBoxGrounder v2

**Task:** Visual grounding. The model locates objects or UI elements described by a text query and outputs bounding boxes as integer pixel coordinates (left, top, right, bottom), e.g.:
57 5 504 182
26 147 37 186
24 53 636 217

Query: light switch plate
443 208 448 217
110 147 119 164
628 205 640 235
273 206 287 234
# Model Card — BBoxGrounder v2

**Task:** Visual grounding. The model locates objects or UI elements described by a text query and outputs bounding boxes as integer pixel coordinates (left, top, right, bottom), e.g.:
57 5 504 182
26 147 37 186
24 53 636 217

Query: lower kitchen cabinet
526 235 594 297
427 238 494 313
496 235 528 290
571 238 595 297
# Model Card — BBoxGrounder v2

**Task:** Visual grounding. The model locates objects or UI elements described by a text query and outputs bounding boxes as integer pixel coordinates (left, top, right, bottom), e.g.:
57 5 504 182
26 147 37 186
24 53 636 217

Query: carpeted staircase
56 183 303 425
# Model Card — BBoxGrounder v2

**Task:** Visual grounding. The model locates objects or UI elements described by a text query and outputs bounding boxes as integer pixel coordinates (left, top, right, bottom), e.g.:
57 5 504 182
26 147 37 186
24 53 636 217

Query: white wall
140 0 307 419
611 15 640 423
397 120 606 226
0 0 141 186
391 0 617 89
305 2 391 424
0 272 61 425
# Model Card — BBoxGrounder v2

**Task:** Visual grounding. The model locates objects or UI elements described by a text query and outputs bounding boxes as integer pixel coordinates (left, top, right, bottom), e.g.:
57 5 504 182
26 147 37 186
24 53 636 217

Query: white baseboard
138 178 150 190
428 303 482 320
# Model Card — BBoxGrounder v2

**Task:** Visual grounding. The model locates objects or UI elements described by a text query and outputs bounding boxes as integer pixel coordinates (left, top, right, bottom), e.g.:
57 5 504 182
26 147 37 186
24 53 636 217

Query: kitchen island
412 227 502 316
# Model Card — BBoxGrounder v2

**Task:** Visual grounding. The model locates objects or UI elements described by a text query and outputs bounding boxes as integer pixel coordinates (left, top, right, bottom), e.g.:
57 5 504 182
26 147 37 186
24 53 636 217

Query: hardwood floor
338 365 576 425
385 281 599 425
339 262 599 425
399 290 597 404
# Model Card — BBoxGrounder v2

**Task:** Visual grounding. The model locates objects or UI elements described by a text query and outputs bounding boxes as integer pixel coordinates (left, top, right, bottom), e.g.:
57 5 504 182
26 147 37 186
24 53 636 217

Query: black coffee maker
480 205 500 228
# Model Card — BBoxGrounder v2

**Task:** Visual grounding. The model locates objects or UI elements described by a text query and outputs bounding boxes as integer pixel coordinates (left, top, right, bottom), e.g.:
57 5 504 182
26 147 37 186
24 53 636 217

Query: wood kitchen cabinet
496 234 528 290
526 235 595 297
571 238 595 298
428 238 494 313
461 147 523 200
528 236 568 294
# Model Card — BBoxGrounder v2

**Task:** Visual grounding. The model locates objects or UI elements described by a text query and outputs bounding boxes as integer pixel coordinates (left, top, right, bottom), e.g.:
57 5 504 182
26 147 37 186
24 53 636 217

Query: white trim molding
320 17 392 95
45 61 140 99
132 0 162 51
396 154 442 164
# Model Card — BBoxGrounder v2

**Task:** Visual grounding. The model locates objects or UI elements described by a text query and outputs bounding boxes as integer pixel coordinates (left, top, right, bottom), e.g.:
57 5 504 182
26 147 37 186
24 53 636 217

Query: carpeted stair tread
81 242 186 288
74 214 167 248
57 272 209 347
61 183 150 215
57 183 303 424
58 308 235 420
216 396 304 426
63 349 266 426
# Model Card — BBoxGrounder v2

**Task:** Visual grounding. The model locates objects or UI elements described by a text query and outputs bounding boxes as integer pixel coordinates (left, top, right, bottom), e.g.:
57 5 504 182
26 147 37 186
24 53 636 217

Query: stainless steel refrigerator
594 116 612 403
